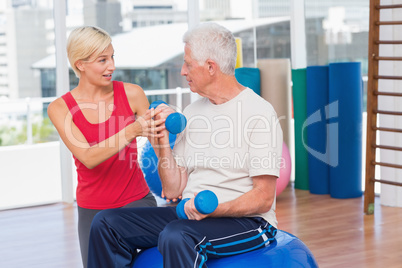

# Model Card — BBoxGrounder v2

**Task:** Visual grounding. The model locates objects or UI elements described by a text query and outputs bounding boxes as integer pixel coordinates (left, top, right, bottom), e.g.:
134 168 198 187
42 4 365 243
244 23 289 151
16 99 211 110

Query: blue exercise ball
132 230 318 268
140 133 176 197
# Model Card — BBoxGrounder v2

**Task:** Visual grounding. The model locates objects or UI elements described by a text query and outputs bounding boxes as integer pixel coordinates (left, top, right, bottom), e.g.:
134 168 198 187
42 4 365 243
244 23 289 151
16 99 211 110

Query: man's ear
206 59 217 75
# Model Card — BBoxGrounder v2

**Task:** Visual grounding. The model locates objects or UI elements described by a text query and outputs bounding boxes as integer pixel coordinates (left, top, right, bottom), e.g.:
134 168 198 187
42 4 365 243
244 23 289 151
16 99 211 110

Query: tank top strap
61 91 86 123
61 91 76 111
112 80 135 117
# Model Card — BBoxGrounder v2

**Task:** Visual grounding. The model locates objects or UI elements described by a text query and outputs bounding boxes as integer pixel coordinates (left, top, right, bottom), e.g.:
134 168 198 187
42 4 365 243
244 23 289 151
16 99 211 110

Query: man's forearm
158 147 187 199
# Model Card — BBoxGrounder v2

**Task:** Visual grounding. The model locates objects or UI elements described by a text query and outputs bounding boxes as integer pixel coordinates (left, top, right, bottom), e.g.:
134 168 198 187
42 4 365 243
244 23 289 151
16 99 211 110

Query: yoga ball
277 142 291 196
132 230 318 268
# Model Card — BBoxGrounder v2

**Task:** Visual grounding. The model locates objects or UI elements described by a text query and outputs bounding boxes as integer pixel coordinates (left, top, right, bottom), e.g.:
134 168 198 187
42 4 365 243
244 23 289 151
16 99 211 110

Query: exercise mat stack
292 62 363 199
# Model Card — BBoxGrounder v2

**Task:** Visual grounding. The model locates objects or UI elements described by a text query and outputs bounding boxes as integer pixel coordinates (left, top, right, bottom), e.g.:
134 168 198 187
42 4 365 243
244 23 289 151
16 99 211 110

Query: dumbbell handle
149 100 187 134
176 190 218 219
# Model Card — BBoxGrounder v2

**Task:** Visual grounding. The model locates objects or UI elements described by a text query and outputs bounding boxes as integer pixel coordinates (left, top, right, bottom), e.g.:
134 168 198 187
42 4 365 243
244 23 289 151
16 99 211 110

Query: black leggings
77 192 157 268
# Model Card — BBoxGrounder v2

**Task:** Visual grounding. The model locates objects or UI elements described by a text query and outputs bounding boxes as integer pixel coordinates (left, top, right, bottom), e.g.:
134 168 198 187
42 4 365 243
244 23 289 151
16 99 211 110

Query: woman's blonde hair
67 26 112 78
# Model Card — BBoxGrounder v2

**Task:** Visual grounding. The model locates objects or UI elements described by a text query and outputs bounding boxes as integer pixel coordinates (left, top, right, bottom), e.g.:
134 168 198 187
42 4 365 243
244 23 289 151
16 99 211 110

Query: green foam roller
291 69 309 190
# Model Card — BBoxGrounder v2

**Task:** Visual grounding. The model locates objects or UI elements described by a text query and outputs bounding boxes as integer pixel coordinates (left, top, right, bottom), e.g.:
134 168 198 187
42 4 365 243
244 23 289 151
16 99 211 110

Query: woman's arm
47 95 164 169
124 82 174 157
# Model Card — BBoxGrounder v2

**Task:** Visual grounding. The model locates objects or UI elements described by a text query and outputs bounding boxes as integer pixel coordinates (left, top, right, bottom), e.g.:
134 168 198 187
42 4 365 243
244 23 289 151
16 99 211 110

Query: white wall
378 1 402 207
0 142 63 210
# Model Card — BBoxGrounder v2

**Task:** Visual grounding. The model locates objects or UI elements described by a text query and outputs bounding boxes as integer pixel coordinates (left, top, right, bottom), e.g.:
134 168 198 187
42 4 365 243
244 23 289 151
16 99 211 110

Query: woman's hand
131 108 166 139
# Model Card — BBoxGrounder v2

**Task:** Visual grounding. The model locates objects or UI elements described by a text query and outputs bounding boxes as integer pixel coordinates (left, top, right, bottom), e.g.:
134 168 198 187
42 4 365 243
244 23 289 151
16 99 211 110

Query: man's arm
157 138 188 200
184 174 277 221
145 100 188 200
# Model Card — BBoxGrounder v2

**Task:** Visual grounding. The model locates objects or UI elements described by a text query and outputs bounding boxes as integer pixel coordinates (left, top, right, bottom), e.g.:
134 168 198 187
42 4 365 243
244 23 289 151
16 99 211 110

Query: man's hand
183 193 210 221
150 104 177 157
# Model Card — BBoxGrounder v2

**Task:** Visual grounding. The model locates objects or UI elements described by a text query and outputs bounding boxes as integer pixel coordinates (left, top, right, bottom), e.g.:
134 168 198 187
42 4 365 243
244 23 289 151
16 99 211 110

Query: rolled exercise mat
305 66 330 194
235 67 261 95
291 68 309 190
258 59 294 179
235 38 243 68
328 62 363 199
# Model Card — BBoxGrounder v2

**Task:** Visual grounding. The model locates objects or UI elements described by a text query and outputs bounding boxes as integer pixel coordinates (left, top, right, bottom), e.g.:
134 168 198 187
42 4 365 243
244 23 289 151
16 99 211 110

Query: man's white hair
183 22 237 75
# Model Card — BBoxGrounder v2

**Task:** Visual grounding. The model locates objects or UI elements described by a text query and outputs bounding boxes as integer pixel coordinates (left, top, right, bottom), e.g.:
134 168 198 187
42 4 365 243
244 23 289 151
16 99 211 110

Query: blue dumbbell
176 190 219 219
149 100 187 134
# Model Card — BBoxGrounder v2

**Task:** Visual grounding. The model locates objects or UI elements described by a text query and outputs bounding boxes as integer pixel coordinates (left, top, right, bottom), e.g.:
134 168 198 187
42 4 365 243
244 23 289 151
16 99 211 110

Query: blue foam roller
306 66 330 195
328 62 363 199
235 67 261 95
132 230 318 268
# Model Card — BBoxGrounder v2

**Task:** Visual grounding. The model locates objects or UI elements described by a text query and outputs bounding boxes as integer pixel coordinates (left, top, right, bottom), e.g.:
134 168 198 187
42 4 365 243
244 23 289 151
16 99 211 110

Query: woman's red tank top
61 81 149 209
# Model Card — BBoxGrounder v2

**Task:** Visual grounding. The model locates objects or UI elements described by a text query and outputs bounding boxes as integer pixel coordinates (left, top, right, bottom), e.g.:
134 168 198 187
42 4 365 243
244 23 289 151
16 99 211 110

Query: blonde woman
47 26 165 267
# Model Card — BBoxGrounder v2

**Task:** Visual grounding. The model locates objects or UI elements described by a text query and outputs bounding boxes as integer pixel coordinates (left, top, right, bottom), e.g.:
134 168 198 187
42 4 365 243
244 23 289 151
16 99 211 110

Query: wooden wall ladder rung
364 0 402 214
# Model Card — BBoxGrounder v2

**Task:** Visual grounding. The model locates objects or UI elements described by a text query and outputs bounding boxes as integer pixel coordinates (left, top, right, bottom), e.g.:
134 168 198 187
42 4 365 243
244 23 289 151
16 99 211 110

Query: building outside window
0 0 370 210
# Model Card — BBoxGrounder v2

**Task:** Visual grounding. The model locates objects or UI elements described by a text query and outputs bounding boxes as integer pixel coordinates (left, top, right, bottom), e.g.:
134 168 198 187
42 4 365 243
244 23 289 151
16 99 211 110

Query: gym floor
0 184 401 268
